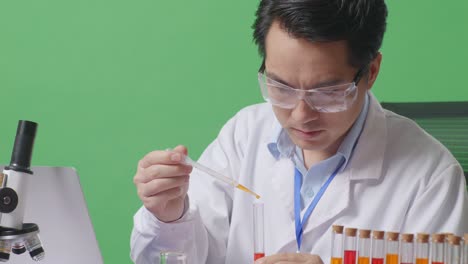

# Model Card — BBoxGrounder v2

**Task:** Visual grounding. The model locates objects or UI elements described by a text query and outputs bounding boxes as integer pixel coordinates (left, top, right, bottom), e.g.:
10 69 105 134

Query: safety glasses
258 67 365 113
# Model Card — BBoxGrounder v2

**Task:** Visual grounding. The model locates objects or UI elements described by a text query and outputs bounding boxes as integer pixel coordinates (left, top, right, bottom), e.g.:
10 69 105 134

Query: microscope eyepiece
6 120 38 174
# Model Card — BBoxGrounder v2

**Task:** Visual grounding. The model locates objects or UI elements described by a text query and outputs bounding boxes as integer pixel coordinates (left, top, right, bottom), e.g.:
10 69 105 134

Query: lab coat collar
346 92 387 181
267 122 294 159
337 93 369 170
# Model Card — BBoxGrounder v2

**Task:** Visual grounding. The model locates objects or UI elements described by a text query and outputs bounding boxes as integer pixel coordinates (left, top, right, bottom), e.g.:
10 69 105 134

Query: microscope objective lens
0 240 11 262
12 242 26 255
24 234 45 261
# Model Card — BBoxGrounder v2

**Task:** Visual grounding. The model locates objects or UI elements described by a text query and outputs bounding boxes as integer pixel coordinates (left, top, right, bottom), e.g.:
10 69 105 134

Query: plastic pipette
182 155 260 199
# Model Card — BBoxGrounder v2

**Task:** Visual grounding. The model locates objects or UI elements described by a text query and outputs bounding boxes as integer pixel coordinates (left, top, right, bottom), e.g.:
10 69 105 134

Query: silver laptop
0 166 103 264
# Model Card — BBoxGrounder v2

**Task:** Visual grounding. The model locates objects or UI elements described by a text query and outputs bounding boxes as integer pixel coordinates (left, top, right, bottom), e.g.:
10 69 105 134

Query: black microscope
0 120 45 262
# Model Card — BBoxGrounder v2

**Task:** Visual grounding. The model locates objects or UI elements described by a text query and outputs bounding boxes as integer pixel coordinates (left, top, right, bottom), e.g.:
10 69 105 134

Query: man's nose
290 100 319 123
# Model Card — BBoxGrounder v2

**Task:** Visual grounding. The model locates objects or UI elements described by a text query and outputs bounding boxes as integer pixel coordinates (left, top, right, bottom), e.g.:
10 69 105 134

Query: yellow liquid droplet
236 184 261 199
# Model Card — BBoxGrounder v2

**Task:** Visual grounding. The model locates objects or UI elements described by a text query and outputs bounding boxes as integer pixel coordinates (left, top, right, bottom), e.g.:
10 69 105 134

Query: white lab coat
131 93 468 264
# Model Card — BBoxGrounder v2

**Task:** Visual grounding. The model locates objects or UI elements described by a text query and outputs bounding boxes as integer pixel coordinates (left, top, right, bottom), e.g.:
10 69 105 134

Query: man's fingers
140 176 189 197
138 147 188 169
172 145 188 156
162 185 188 200
141 185 188 208
136 164 192 183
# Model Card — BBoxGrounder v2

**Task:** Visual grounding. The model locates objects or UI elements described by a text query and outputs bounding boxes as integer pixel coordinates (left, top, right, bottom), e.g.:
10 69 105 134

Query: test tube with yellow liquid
386 232 400 264
331 225 344 264
358 229 371 264
416 233 430 264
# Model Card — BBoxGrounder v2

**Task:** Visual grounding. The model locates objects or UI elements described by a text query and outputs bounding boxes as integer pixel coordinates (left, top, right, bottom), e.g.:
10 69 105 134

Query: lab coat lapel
273 168 352 253
264 156 352 253
268 158 295 219
263 158 298 252
300 169 351 238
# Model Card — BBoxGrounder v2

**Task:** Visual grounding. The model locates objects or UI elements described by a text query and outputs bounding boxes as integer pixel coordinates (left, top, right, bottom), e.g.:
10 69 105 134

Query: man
131 0 468 263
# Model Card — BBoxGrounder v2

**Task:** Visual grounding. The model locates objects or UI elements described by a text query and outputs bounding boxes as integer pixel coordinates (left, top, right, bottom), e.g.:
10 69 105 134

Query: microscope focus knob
0 187 19 213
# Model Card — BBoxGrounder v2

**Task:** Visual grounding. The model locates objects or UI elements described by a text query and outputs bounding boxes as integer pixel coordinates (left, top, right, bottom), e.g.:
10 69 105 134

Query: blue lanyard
294 159 344 251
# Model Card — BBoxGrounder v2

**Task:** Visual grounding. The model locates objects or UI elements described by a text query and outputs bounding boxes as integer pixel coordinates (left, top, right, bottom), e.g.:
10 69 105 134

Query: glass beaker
160 251 187 264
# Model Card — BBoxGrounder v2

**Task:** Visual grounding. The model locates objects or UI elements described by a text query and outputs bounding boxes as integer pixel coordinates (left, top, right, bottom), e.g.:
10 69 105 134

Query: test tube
463 234 467 264
401 234 414 264
344 228 358 264
447 236 461 264
253 202 265 261
358 229 371 264
372 231 385 264
445 234 455 264
331 225 344 264
386 232 400 264
416 233 430 264
160 252 187 264
432 234 446 264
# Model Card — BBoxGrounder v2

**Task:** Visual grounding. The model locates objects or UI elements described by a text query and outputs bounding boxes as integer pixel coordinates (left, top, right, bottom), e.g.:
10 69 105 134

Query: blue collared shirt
267 93 370 208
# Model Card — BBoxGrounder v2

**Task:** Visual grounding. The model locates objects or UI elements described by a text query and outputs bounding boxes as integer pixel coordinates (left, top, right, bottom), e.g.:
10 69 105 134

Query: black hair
252 0 388 69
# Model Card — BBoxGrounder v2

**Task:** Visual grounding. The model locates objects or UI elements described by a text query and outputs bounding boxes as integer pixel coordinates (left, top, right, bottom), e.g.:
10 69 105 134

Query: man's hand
255 253 324 264
133 145 192 222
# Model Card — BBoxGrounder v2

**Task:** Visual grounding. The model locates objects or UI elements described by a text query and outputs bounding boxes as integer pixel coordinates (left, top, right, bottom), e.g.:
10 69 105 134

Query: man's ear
366 52 382 90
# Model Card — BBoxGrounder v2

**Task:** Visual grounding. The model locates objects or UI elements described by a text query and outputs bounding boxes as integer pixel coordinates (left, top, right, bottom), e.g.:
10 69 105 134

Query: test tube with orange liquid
358 230 371 264
371 231 385 264
344 228 358 264
416 233 430 264
330 225 344 264
386 232 400 264
401 234 414 264
432 234 446 264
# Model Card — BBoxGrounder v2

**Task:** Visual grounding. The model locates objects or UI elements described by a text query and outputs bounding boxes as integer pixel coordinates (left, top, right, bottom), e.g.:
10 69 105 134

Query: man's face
264 21 380 156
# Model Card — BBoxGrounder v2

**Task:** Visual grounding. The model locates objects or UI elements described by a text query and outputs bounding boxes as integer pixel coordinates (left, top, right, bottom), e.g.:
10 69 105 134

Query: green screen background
0 1 466 263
